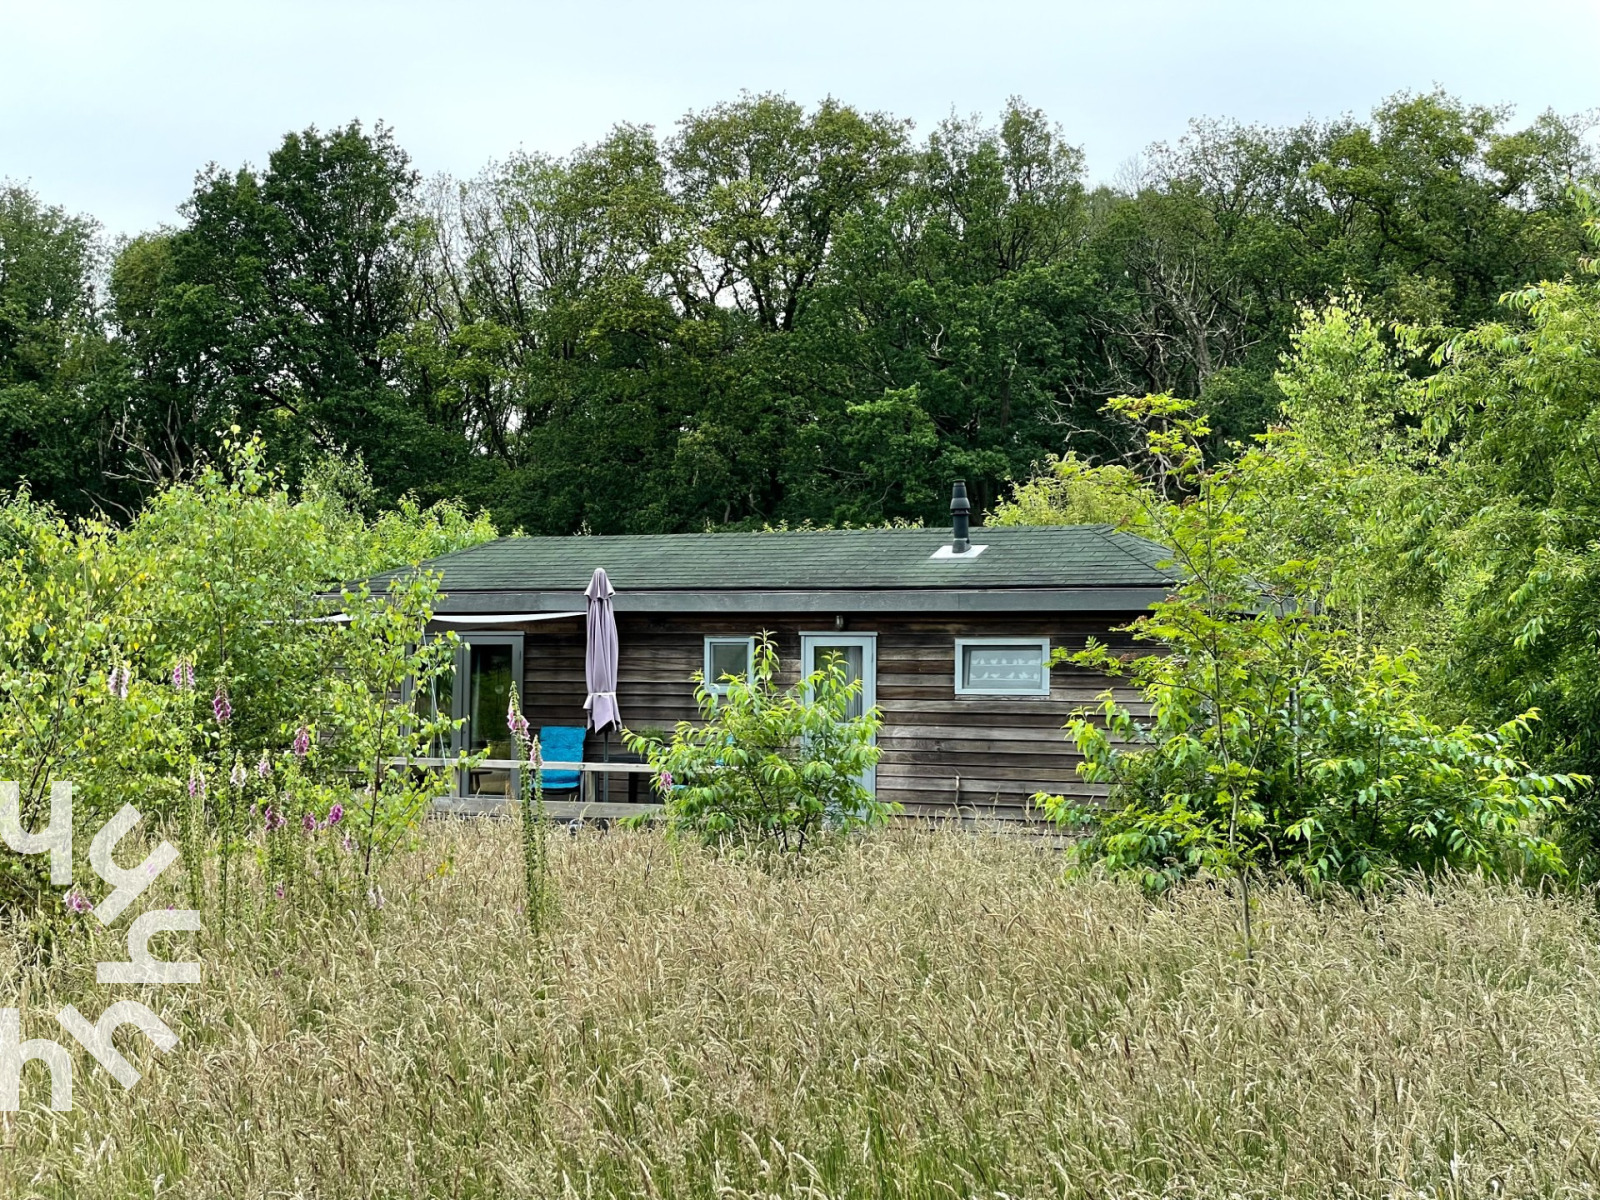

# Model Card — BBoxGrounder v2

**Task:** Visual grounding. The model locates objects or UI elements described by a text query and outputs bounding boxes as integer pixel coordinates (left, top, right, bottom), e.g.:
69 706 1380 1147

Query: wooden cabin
382 492 1174 825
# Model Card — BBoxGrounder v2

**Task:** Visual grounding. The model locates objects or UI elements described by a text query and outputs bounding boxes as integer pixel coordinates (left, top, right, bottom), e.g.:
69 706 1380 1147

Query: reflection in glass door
416 633 524 800
464 639 519 799
800 632 877 797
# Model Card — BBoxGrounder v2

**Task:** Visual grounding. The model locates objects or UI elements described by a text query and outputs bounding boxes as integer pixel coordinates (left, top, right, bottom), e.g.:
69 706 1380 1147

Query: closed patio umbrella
583 568 621 799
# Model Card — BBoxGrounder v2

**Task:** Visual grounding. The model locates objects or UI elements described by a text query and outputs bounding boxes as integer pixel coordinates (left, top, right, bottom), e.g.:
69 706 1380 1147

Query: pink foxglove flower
229 758 246 790
107 666 129 699
172 657 195 691
64 889 93 915
213 685 232 725
274 882 285 900
301 811 317 834
658 770 673 792
292 725 311 758
326 802 344 826
188 769 205 799
256 750 272 779
506 696 530 741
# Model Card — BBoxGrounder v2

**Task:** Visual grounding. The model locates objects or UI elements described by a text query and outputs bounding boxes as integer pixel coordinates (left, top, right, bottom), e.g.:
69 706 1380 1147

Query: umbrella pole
602 730 610 803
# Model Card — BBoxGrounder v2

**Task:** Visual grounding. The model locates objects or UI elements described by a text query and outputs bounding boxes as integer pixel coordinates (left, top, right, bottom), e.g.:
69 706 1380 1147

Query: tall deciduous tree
0 185 119 515
113 122 471 499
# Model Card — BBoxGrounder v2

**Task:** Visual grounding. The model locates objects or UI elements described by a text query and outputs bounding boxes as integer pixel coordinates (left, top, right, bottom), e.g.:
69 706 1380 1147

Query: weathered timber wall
487 612 1146 823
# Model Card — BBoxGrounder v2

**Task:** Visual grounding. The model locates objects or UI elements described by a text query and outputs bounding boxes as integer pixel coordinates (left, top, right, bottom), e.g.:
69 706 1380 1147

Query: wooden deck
431 797 663 821
391 757 662 821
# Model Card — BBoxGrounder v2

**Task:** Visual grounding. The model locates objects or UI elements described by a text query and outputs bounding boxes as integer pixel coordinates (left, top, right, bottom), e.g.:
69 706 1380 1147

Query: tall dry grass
2 823 1599 1198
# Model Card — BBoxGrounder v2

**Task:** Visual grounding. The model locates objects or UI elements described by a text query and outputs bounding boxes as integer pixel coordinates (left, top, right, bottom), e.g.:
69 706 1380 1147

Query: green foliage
108 121 469 502
1193 196 1600 862
1042 394 1578 892
9 89 1589 535
0 433 494 918
625 635 889 853
1088 91 1594 439
327 576 459 884
988 452 1155 531
1388 195 1600 837
0 185 122 516
1225 300 1441 656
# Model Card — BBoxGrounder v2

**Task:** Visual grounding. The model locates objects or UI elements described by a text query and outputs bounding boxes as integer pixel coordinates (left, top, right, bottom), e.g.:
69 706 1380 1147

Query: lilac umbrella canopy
583 567 621 733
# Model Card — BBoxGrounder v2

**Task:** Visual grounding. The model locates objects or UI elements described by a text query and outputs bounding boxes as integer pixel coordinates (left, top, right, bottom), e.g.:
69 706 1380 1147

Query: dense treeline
3 90 1593 531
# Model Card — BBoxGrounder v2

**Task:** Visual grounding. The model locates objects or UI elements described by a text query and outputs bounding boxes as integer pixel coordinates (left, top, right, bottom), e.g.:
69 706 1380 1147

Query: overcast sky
3 0 1597 238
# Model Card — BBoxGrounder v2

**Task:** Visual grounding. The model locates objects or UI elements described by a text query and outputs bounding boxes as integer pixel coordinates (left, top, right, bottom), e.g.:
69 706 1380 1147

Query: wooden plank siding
494 612 1148 824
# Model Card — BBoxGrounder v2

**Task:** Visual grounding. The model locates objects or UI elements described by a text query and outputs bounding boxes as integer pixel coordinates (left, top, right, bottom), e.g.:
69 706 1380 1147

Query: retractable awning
429 611 584 625
309 610 585 625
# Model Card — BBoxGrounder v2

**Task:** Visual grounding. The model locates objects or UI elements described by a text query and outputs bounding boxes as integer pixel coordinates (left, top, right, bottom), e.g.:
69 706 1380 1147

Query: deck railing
386 756 661 820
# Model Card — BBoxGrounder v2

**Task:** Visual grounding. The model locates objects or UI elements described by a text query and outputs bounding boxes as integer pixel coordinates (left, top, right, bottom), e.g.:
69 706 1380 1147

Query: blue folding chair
536 726 585 797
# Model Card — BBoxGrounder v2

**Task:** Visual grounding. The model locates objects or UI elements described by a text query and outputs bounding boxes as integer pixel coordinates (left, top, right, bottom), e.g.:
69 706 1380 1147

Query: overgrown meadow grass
3 823 1600 1198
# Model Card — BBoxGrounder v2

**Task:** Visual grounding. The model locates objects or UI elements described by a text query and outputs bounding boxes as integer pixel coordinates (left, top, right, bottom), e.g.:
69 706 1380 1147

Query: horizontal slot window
954 638 1050 697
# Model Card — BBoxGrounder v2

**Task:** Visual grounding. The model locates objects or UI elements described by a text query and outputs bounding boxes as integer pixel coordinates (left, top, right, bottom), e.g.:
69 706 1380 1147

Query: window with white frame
954 637 1051 696
703 636 755 695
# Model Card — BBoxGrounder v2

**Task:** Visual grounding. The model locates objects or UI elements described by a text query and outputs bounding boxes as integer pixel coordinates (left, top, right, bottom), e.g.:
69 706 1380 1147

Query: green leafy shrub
1057 648 1577 892
1041 394 1582 893
625 635 889 853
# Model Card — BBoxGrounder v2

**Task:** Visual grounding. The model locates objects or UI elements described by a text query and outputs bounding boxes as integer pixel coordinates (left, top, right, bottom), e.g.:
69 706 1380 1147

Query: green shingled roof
378 525 1176 594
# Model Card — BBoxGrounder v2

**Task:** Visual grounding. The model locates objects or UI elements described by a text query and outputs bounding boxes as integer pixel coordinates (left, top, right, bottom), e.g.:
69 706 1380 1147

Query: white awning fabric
310 610 585 626
428 611 585 625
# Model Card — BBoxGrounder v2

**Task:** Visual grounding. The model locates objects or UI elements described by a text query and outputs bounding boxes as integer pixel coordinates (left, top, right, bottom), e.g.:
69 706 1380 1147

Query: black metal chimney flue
950 480 971 553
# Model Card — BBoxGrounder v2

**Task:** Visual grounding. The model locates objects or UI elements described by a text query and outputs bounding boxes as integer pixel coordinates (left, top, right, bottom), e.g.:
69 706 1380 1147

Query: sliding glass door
415 632 524 800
